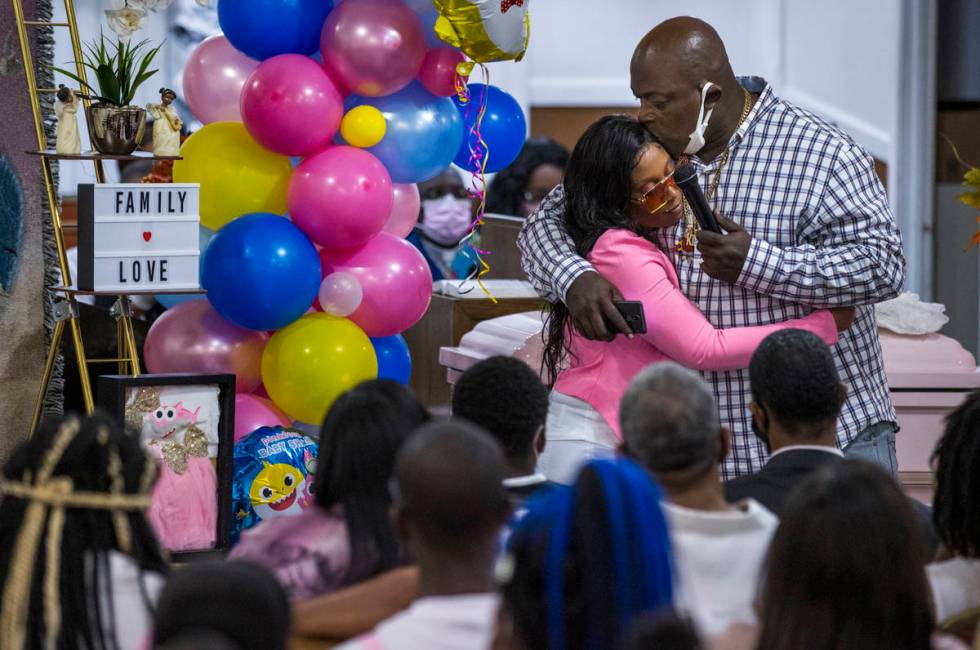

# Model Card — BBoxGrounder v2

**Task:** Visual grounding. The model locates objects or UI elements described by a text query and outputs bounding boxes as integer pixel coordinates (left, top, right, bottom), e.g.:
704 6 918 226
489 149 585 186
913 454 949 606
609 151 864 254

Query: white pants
537 390 619 485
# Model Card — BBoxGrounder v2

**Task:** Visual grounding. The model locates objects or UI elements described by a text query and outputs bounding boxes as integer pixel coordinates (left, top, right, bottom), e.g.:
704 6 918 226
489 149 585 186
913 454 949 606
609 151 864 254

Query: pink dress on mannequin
147 428 218 551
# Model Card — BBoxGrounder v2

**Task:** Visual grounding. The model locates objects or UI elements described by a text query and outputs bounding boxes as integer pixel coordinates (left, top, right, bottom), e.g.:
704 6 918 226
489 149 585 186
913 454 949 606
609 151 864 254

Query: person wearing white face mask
684 81 717 155
407 168 479 281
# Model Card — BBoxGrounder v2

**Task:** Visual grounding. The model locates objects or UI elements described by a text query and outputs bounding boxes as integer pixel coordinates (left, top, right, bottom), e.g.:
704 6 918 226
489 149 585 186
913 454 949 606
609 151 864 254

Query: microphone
673 164 722 233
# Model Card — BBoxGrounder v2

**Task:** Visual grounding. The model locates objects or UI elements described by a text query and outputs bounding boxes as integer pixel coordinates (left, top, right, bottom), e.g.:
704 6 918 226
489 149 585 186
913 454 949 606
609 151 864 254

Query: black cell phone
613 300 647 335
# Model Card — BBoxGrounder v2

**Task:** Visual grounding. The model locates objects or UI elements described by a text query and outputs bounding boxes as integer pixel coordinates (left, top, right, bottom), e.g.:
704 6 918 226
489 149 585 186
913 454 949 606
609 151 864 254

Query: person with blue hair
492 457 677 650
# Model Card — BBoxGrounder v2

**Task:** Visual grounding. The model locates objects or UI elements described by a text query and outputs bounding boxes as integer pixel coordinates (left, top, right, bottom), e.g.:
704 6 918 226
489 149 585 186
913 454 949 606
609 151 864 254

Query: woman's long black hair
314 380 430 584
932 388 980 558
0 413 168 650
756 460 933 650
541 115 659 385
486 137 569 216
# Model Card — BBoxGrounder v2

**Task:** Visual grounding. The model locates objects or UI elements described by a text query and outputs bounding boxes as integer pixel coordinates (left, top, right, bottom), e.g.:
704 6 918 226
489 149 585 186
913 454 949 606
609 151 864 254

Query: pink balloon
320 0 426 97
418 47 466 97
183 35 258 124
384 183 421 238
241 54 344 157
320 233 433 337
234 394 291 443
144 300 268 392
288 146 393 250
319 271 363 316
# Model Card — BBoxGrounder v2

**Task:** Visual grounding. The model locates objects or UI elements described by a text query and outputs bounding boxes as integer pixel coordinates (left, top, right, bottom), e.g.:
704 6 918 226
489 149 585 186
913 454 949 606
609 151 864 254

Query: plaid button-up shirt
518 77 905 478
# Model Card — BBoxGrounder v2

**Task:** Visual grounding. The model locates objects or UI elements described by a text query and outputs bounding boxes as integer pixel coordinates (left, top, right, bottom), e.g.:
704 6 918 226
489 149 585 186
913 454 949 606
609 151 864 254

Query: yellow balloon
173 122 292 230
261 313 378 424
340 106 387 149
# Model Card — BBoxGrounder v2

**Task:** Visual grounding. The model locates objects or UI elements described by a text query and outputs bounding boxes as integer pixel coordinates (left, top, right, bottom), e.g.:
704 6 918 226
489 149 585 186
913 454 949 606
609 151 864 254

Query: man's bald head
630 17 743 159
631 17 733 87
395 419 510 553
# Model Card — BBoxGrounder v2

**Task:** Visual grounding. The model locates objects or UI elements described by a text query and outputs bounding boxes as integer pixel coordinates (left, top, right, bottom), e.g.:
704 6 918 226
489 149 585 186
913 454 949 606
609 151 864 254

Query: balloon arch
147 0 531 432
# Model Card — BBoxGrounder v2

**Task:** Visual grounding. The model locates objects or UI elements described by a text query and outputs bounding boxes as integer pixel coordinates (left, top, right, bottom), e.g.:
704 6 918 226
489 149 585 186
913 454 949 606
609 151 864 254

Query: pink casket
440 313 980 501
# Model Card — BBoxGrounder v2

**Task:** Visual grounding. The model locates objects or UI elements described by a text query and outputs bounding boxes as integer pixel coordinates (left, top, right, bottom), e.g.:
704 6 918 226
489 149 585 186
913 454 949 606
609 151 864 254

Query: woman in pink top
538 116 851 483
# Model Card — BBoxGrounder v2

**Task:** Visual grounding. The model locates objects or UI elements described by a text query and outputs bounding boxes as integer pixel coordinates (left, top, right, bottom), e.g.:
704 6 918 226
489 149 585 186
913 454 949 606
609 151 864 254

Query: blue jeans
843 421 898 476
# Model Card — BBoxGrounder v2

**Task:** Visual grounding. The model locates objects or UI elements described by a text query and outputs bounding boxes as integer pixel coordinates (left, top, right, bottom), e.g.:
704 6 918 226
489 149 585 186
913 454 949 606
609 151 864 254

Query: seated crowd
0 330 978 649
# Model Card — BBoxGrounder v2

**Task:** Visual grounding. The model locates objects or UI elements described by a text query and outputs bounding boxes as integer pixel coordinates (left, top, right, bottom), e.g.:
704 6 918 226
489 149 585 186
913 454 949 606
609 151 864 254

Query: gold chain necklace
676 88 754 257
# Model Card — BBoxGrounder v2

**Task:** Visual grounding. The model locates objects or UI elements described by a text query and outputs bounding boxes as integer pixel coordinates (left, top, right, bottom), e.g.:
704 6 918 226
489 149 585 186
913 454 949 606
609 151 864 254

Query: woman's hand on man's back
830 306 856 332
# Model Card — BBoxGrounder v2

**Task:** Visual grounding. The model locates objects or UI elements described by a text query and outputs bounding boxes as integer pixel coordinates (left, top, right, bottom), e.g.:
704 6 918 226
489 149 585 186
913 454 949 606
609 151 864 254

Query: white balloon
318 271 363 317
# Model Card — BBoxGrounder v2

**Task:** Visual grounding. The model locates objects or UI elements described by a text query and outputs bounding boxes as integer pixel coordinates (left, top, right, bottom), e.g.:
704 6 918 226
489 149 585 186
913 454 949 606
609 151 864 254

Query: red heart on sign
142 231 152 242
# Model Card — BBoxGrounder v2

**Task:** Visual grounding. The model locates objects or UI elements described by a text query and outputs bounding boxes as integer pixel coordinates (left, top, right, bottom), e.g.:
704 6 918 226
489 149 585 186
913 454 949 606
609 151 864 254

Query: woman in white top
0 414 168 649
928 390 980 623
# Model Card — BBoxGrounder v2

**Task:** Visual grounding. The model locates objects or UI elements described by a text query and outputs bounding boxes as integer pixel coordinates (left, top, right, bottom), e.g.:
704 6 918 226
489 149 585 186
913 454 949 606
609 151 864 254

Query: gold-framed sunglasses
632 170 677 214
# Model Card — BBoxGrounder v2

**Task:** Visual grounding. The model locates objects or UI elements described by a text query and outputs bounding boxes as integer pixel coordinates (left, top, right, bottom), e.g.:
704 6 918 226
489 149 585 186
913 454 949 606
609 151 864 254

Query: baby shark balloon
232 426 318 543
249 461 307 520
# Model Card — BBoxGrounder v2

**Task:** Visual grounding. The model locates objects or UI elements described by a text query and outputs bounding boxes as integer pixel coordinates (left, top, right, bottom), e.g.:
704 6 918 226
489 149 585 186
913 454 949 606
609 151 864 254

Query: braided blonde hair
0 414 165 649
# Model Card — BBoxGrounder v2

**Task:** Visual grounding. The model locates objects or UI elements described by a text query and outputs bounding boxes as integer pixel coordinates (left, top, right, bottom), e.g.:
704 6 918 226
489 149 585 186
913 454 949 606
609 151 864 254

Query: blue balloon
453 83 527 174
202 213 321 331
342 82 463 184
218 0 334 61
403 0 443 48
371 334 412 384
156 226 214 309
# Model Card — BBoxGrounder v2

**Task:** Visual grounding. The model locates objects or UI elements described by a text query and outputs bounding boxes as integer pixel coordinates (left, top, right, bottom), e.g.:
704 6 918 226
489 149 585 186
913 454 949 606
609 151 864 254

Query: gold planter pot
85 103 146 155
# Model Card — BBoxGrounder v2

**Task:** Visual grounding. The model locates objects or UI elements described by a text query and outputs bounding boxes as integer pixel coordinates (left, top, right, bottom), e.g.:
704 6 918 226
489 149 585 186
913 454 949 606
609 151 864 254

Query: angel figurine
54 85 81 155
147 87 182 157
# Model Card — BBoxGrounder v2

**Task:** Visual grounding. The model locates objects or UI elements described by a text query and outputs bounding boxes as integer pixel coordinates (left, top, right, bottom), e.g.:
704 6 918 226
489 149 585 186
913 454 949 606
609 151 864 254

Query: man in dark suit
724 329 847 512
724 329 938 555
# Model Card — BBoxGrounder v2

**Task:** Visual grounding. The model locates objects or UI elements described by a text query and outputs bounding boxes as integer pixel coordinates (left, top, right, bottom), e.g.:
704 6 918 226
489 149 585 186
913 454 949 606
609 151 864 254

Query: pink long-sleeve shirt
553 229 839 438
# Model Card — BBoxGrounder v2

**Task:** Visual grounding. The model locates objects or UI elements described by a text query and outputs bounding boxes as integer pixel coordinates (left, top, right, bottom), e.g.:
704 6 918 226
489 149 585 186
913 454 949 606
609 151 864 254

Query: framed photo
98 373 235 558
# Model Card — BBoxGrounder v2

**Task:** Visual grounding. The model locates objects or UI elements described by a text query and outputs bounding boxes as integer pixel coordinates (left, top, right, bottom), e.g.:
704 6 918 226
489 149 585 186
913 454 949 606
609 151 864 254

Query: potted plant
55 32 161 155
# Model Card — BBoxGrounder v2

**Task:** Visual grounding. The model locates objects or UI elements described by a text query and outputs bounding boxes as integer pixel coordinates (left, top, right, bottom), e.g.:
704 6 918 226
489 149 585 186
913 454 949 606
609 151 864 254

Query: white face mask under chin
683 82 717 155
420 195 472 246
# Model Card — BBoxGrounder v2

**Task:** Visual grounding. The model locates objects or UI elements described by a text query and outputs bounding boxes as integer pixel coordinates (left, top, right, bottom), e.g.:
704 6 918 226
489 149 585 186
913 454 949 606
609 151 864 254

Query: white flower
104 7 146 38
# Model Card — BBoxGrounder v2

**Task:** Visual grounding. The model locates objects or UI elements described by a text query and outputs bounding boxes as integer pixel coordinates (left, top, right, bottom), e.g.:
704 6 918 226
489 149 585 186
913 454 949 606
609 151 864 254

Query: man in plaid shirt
518 17 905 478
